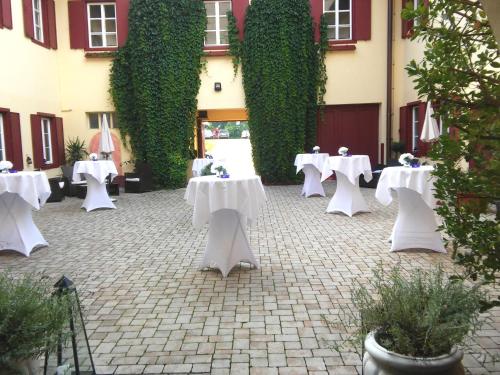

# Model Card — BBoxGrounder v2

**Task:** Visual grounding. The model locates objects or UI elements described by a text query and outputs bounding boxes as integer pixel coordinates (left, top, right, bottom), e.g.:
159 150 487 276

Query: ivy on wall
227 11 241 77
110 0 206 188
242 0 320 184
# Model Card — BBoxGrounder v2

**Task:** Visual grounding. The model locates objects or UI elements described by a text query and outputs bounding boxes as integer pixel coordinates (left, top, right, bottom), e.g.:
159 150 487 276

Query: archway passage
197 109 254 176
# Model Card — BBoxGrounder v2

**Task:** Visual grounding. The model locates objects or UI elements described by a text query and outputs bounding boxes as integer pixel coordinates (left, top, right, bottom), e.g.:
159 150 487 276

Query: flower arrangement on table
214 165 229 178
313 146 320 154
0 160 13 173
89 153 99 161
338 147 350 157
399 153 420 168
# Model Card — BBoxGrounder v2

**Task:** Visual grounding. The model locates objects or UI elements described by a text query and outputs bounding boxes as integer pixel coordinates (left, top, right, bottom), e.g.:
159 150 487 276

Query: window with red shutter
69 0 130 51
0 0 13 29
0 109 24 170
23 0 57 49
401 0 428 39
319 0 371 45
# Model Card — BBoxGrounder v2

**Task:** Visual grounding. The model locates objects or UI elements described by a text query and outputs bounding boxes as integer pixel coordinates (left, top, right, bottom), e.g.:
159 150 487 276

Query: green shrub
0 273 73 370
65 137 88 166
334 266 484 357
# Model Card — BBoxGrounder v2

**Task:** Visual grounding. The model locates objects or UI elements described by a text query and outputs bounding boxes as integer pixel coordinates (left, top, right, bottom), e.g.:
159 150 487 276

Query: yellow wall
1 0 423 175
0 0 61 177
392 0 426 141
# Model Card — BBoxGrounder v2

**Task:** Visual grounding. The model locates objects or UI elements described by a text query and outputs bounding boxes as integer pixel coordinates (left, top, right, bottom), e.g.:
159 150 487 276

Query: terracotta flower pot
363 332 465 375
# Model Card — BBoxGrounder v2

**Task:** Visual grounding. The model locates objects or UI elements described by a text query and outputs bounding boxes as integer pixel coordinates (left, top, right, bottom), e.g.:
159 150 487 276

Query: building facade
0 0 427 178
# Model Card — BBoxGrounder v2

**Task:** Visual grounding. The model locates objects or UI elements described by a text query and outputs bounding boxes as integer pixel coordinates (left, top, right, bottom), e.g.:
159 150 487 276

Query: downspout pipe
386 0 394 164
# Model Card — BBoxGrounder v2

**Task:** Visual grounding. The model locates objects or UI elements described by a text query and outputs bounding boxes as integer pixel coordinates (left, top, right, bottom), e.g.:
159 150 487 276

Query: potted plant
332 266 484 375
61 137 88 179
0 273 72 375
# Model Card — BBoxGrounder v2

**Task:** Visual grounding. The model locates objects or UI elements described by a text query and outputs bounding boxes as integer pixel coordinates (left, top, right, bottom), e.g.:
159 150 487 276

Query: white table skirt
375 166 445 252
73 161 118 212
295 153 329 197
185 175 266 277
0 172 51 256
321 155 372 216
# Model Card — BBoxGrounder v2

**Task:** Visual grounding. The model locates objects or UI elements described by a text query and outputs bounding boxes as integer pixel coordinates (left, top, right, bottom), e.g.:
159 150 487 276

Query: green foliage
65 137 88 166
404 1 500 288
241 0 320 184
227 11 242 77
390 141 406 157
0 273 73 368
110 0 206 188
333 266 484 358
201 162 214 176
317 14 328 109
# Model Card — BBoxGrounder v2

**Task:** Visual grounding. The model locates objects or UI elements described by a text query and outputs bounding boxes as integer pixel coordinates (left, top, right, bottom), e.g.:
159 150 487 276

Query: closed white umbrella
99 114 115 158
420 102 440 142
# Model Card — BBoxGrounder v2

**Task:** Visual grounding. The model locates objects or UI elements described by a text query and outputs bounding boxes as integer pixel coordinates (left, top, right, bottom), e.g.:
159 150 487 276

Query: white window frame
411 106 419 152
205 1 231 46
0 115 5 162
323 0 352 41
87 3 118 48
41 117 53 164
88 112 115 129
32 0 44 43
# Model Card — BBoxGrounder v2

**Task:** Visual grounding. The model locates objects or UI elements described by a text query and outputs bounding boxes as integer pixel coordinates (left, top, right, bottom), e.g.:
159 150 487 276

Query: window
205 1 231 46
32 0 44 42
412 0 420 26
41 117 52 164
411 106 419 152
323 0 352 40
87 3 117 48
0 114 5 161
88 112 116 129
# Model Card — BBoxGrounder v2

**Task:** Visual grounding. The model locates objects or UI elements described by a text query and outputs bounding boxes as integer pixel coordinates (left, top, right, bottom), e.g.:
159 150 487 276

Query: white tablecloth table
321 155 372 216
192 158 214 177
73 160 118 212
0 172 51 256
375 166 445 252
184 175 266 277
294 153 329 197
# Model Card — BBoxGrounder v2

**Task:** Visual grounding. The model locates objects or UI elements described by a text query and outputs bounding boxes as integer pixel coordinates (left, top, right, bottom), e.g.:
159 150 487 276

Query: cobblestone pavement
0 183 498 374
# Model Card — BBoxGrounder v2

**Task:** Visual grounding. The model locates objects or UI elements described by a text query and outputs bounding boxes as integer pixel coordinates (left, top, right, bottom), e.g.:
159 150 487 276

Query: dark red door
317 104 380 166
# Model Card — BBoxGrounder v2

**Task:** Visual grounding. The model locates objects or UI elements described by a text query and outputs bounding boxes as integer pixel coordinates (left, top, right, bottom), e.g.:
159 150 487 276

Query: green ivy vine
318 14 329 110
227 11 241 77
242 0 320 184
110 0 206 188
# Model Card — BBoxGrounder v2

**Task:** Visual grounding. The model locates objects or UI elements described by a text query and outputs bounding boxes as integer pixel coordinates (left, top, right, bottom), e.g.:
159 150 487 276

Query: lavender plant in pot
0 273 73 375
335 266 484 375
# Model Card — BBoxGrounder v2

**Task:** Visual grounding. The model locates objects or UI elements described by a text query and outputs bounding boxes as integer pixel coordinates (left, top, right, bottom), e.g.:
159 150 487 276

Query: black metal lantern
43 276 97 375
214 82 222 92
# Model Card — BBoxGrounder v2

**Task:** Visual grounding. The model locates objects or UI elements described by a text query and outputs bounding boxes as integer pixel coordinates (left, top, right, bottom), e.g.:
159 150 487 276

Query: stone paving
0 183 498 374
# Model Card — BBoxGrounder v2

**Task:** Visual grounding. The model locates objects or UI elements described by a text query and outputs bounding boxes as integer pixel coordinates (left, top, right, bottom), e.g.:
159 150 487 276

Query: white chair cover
185 176 266 277
73 161 118 212
321 155 372 216
375 166 445 252
0 172 51 256
294 153 329 197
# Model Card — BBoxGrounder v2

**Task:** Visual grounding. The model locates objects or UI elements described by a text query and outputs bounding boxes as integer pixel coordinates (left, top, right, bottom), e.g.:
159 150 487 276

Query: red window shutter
231 0 249 41
401 0 413 39
22 0 34 38
49 118 59 167
310 0 323 42
55 117 65 166
30 114 44 169
399 106 411 152
47 0 57 49
353 0 371 41
0 0 13 29
68 0 86 49
116 0 130 47
4 112 24 171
